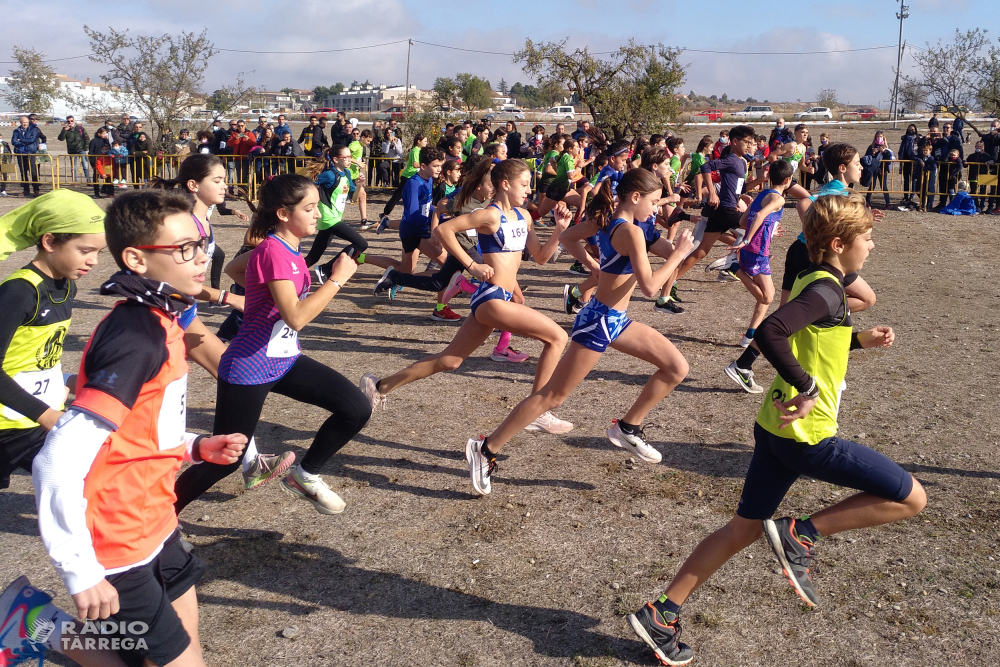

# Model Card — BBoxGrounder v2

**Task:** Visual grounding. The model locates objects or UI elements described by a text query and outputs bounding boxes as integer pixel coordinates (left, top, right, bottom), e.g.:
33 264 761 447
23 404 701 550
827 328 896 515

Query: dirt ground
1 123 999 667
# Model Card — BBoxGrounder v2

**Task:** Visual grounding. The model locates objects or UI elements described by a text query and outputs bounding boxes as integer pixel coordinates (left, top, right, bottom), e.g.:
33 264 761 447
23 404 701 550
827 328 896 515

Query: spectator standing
228 119 257 185
253 115 269 142
897 124 921 208
982 120 1000 213
299 116 323 157
0 130 12 196
57 115 90 183
927 112 939 131
174 128 192 156
11 116 40 196
505 121 522 159
127 121 147 186
379 128 404 186
273 114 292 139
330 112 348 146
88 127 113 198
369 120 385 185
131 130 154 188
116 113 135 146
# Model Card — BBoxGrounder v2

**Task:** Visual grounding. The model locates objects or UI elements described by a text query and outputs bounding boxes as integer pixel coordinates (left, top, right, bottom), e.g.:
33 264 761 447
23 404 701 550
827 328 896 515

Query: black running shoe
563 284 583 314
314 264 328 286
627 603 693 666
373 267 396 297
653 299 685 314
568 261 588 276
763 517 819 606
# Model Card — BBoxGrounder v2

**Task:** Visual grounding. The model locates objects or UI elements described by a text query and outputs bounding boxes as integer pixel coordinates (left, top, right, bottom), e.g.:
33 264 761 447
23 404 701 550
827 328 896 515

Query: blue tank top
478 203 528 254
634 214 660 245
598 217 634 275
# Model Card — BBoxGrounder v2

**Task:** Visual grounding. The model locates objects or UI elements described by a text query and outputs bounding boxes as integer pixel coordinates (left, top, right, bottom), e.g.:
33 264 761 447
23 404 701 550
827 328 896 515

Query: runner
303 148 369 283
627 194 925 667
359 159 573 433
173 174 372 515
464 168 695 496
378 134 428 228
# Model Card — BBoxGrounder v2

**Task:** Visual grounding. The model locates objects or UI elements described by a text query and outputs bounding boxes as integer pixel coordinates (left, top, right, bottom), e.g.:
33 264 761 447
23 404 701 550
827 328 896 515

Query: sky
4 0 996 107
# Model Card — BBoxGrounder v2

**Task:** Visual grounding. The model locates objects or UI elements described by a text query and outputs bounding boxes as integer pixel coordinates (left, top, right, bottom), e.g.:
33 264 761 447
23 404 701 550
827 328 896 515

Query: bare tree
975 38 1000 116
207 72 263 120
83 27 215 141
3 46 58 114
815 88 838 109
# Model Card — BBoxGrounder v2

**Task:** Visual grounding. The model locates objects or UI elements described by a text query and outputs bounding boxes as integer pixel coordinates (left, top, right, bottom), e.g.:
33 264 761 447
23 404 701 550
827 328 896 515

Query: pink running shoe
490 346 529 363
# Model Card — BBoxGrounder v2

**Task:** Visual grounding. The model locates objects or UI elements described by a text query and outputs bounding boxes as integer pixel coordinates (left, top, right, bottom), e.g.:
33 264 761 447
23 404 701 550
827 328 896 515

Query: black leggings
173 355 371 513
304 223 369 268
389 247 483 292
380 175 410 218
210 245 226 290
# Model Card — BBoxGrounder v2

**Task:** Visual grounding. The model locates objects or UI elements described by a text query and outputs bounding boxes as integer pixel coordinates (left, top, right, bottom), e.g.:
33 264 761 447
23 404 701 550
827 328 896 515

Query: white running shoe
724 361 764 394
705 256 729 272
739 335 753 348
607 421 662 463
717 269 739 282
281 468 345 514
359 372 387 412
466 436 494 495
524 411 574 434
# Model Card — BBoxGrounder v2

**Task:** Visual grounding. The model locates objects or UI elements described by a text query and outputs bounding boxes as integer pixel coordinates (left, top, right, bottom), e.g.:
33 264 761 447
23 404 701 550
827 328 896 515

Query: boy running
628 194 926 666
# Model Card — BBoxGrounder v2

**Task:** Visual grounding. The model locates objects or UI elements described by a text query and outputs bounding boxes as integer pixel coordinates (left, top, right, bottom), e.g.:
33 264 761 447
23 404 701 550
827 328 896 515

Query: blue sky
7 0 996 106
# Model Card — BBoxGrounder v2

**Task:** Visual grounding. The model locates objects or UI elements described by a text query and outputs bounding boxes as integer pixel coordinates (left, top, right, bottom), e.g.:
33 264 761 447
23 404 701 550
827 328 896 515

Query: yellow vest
0 269 73 430
756 269 852 445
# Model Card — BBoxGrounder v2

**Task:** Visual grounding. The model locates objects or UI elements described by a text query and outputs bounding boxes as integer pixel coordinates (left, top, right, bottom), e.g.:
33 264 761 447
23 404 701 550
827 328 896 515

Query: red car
313 107 337 117
841 107 879 120
693 108 724 121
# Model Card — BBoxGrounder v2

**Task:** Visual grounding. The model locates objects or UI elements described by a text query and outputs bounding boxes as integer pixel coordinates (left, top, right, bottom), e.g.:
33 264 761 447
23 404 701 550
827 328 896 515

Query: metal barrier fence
854 158 1000 208
0 152 58 194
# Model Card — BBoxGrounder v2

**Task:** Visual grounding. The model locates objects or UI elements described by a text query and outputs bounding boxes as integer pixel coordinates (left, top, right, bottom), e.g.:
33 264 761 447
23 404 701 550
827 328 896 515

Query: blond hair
802 193 873 264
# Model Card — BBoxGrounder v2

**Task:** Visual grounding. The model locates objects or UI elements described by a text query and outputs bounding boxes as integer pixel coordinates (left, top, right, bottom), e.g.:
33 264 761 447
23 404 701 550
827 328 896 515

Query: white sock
241 437 259 473
295 464 319 482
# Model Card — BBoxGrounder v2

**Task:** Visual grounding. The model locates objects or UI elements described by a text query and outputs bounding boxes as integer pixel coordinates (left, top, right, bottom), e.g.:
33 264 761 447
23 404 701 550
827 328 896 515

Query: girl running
173 174 372 515
359 159 573 433
303 147 369 283
535 138 585 222
464 169 695 496
0 191 105 491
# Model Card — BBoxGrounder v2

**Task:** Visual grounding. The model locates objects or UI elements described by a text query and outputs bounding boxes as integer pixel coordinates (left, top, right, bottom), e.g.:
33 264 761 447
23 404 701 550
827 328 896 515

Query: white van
731 105 774 119
543 106 576 120
247 108 271 118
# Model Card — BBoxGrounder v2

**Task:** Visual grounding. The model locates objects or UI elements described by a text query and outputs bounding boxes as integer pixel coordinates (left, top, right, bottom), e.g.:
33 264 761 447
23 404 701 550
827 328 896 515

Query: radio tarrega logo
60 620 149 652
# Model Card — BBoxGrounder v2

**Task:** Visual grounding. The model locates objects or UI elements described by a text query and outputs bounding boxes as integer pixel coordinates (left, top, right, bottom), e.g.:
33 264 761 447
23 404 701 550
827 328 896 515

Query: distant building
323 83 431 113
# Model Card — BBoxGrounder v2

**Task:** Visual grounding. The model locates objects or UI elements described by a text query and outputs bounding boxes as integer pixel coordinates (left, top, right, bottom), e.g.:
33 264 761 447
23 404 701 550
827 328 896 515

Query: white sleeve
32 409 113 596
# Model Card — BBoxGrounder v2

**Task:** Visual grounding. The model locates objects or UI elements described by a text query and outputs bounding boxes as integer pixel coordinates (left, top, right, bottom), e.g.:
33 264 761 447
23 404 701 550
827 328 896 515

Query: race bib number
157 376 187 451
266 320 299 358
421 201 431 218
3 366 63 420
734 177 745 194
335 190 348 212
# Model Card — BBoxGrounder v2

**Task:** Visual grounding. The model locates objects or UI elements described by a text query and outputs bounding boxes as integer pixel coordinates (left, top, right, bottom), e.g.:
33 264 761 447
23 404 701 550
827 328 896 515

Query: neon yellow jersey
756 269 852 445
0 269 74 430
318 176 349 230
401 146 421 179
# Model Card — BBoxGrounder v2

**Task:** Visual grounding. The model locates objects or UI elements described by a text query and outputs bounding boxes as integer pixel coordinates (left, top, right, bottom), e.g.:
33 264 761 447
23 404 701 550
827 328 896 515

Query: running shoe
763 517 819 606
705 256 729 272
314 264 328 286
359 219 374 231
669 284 683 303
524 411 574 434
717 268 739 282
0 576 59 665
376 215 390 234
568 261 588 276
627 603 694 666
430 305 462 322
607 420 661 463
242 451 296 490
739 334 753 349
389 284 402 299
466 436 495 495
491 347 530 363
653 299 685 315
563 284 583 314
0 192 7 198
373 267 395 298
724 361 763 394
442 271 467 303
426 260 442 271
551 243 564 263
281 468 346 514
359 372 387 412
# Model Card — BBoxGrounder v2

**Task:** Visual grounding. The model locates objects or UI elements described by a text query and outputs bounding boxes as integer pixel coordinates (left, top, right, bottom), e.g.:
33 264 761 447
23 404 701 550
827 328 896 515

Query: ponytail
148 152 225 198
585 179 616 231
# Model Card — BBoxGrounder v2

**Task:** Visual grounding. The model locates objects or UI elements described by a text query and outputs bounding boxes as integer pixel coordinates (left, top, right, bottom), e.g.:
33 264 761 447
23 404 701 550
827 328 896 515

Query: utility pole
404 38 413 114
891 0 910 128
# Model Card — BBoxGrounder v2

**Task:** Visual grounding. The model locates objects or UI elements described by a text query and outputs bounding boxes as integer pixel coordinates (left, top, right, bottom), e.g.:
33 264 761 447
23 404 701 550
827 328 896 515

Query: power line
1 39 903 64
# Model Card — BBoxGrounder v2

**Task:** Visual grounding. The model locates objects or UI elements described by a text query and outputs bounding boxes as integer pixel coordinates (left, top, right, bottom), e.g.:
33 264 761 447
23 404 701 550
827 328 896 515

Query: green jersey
348 140 364 180
401 146 422 179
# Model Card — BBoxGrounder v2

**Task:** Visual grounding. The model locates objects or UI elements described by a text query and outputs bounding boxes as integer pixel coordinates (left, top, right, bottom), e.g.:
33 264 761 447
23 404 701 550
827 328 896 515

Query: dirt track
1 122 999 667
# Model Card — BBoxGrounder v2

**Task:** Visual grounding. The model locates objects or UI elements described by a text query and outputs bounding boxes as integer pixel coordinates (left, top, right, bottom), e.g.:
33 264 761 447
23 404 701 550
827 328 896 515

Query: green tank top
756 269 852 445
0 269 74 430
317 176 349 230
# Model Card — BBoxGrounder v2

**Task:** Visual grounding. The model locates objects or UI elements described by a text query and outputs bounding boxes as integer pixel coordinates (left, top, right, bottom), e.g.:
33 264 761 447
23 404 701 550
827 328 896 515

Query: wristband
466 260 474 271
216 290 228 306
801 378 820 399
331 280 341 289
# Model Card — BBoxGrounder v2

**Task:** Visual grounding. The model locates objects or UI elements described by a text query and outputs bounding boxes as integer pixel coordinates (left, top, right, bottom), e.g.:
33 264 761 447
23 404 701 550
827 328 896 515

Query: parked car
730 105 774 119
312 107 337 117
542 106 576 120
841 107 879 120
484 110 526 121
372 106 415 121
794 107 833 120
692 108 724 121
932 104 970 117
430 106 462 117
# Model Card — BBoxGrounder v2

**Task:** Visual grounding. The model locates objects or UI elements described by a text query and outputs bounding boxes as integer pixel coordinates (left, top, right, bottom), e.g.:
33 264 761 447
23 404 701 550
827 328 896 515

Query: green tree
455 73 493 111
517 39 686 140
498 78 508 96
83 27 214 141
432 77 459 108
3 46 59 114
816 88 838 109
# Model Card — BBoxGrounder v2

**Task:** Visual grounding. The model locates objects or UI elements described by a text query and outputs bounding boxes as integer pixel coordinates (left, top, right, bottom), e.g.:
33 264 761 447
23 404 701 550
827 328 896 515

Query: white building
323 83 430 113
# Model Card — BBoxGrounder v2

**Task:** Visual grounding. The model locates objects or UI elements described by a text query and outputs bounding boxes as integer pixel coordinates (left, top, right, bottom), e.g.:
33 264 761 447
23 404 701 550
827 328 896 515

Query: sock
375 379 382 393
656 295 669 305
436 303 445 311
480 437 497 459
495 331 512 353
356 253 366 265
295 463 319 482
796 516 821 543
459 276 477 293
735 346 759 371
652 595 681 620
361 218 368 224
745 328 756 339
618 419 640 435
241 437 259 473
571 285 583 299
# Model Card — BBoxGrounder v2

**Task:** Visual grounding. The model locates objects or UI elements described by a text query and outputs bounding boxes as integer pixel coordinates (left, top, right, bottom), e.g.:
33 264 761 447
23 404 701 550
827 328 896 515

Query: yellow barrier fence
1 152 58 195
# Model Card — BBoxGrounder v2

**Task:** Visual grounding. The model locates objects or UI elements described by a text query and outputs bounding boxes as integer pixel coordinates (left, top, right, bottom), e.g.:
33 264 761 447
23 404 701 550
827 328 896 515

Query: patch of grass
693 611 723 628
613 592 644 616
958 583 975 599
456 652 476 667
571 656 616 667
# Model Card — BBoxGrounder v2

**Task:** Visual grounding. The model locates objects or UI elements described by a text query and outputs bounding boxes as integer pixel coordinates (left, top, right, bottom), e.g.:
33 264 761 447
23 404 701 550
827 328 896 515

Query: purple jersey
744 189 783 256
219 234 310 385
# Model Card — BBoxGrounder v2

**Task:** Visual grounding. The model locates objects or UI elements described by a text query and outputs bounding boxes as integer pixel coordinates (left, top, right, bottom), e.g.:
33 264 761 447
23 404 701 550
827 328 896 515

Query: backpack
859 151 881 187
